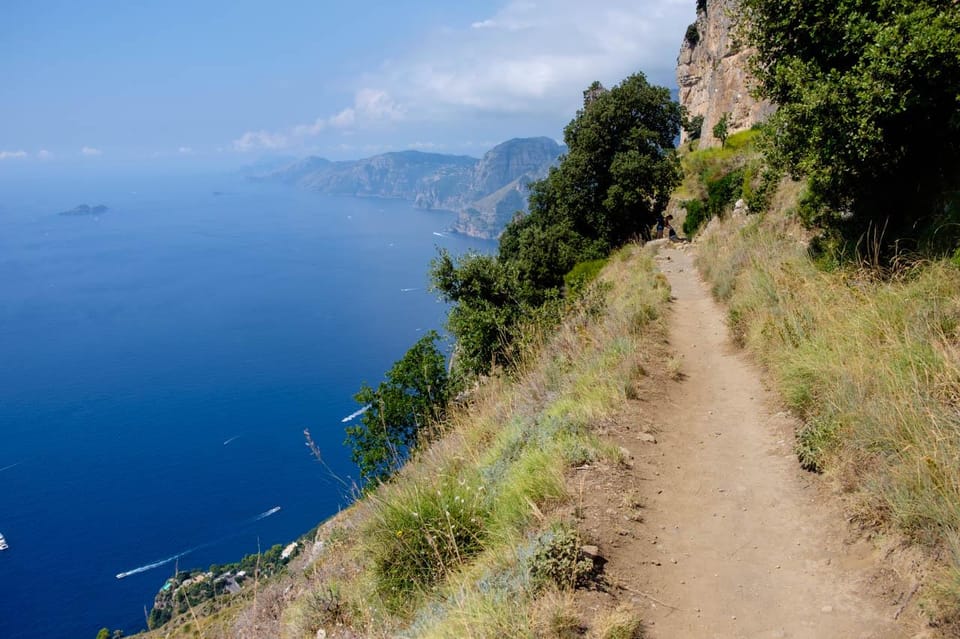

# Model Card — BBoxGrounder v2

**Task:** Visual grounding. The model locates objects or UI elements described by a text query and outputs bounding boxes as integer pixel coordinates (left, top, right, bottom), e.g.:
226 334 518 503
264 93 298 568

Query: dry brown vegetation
136 242 673 639
695 181 960 630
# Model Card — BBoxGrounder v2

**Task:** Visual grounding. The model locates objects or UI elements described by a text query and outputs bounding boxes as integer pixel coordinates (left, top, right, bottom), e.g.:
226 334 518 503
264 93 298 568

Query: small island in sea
59 203 109 216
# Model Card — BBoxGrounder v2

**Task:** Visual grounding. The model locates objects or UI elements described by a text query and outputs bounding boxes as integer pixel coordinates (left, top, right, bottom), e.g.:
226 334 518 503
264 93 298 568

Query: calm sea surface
0 172 491 638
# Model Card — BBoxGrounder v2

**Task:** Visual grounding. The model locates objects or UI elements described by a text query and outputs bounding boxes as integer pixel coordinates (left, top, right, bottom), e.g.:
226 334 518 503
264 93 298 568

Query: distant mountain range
247 137 565 239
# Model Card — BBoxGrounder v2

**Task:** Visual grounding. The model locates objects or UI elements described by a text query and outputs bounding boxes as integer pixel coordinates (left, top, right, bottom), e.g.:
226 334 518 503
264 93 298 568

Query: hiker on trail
655 214 666 239
665 215 688 242
664 215 676 240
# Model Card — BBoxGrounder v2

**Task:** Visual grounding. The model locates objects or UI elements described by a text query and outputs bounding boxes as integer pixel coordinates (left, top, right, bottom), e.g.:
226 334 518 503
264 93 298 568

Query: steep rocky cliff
676 0 774 147
449 137 563 238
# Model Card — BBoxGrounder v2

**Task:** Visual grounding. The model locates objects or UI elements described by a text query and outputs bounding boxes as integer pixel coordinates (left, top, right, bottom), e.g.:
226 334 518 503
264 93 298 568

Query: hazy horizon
1 0 694 175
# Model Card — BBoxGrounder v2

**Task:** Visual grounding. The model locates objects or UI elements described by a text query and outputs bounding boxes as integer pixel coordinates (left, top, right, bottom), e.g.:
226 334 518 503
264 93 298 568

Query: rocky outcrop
676 0 774 147
252 138 564 239
449 137 563 238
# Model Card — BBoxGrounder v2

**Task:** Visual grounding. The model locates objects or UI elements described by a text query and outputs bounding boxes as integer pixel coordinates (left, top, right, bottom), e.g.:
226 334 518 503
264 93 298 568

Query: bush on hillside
434 73 681 378
682 167 747 235
681 199 708 236
530 524 598 590
740 0 960 250
367 473 488 611
706 167 744 217
564 258 608 295
346 331 451 485
683 112 705 141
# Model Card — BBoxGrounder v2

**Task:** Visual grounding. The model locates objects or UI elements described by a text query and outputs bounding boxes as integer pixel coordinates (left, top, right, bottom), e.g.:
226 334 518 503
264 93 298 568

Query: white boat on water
0 533 8 550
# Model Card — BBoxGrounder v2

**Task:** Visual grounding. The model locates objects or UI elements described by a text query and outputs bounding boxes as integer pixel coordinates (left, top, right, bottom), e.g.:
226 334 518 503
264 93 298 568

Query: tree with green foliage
739 0 960 245
683 111 705 141
430 250 531 375
345 331 451 484
499 72 681 288
712 112 730 148
431 73 681 378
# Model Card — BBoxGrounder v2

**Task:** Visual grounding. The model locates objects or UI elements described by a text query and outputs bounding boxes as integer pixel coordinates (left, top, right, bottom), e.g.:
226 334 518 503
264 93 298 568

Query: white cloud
81 146 102 156
232 130 289 152
327 108 355 129
354 88 404 121
378 0 692 115
36 149 53 159
232 88 404 152
292 117 328 137
230 0 693 153
178 146 193 154
0 150 28 160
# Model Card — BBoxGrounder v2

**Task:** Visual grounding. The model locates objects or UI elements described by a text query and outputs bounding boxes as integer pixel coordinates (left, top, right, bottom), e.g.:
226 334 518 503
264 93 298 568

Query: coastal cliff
252 137 564 239
676 0 774 146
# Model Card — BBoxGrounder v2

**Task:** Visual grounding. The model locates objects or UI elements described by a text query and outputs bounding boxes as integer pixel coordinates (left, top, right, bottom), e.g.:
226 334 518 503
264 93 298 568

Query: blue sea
0 172 491 639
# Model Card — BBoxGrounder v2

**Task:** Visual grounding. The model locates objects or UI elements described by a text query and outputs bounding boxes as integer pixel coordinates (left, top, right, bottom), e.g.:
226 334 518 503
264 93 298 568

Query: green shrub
564 258 608 295
743 164 781 214
681 199 708 235
712 112 730 148
368 473 489 611
530 524 597 590
346 330 451 485
705 167 744 218
685 23 700 46
683 113 705 141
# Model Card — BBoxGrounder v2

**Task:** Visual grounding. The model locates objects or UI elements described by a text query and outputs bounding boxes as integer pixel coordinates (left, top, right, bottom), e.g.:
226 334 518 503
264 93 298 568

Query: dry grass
531 588 581 638
139 242 671 638
588 604 645 639
696 185 960 625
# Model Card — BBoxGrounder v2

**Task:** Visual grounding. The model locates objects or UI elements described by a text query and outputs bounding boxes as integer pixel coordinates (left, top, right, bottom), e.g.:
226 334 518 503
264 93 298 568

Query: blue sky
0 0 694 170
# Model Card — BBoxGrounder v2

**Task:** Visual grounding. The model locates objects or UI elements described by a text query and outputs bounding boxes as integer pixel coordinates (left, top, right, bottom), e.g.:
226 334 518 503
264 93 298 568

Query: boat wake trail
223 436 240 446
400 287 418 292
0 462 21 473
341 404 372 423
432 231 447 238
116 547 197 579
253 506 281 521
117 506 282 580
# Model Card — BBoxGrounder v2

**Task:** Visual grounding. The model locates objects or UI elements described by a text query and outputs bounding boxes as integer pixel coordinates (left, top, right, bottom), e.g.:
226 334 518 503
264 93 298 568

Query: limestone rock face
676 0 775 147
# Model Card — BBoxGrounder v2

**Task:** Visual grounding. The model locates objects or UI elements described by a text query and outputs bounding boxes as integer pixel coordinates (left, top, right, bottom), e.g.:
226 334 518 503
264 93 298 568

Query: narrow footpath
595 244 923 638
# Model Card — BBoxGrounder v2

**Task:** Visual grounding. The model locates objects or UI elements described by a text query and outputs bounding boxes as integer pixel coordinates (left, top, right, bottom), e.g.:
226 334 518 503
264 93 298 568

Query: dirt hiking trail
584 244 925 638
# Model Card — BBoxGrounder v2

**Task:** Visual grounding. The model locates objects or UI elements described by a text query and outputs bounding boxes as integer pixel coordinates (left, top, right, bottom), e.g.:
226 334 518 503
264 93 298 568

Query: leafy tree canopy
431 72 681 378
345 331 450 485
740 0 960 245
712 112 730 148
500 72 681 291
430 250 532 376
